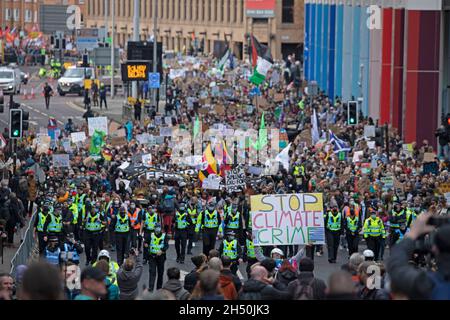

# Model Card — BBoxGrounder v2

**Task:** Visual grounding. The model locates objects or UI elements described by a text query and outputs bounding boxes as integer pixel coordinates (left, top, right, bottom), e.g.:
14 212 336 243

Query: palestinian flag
249 35 273 85
198 144 220 183
217 46 231 71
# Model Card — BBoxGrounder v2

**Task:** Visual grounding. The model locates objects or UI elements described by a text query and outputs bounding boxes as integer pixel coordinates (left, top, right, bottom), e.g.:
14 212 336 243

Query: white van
0 67 21 94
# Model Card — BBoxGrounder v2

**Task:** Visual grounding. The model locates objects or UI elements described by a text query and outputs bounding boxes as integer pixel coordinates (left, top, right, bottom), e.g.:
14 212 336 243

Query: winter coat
117 256 144 300
219 274 238 300
276 268 298 288
162 279 191 300
287 272 327 300
239 279 290 300
184 269 200 293
27 177 37 202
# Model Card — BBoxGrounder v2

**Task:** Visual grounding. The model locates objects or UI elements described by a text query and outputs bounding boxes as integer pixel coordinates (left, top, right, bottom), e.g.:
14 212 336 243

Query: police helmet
179 203 186 211
207 202 215 211
363 249 375 260
270 248 284 258
154 223 162 234
98 250 111 261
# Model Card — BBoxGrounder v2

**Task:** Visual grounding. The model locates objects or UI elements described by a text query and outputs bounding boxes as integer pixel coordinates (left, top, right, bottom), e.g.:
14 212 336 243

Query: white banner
250 193 325 245
71 131 87 143
52 154 70 168
88 117 108 136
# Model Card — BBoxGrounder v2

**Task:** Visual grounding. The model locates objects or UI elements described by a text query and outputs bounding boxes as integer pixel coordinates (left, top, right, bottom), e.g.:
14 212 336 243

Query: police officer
219 231 242 275
324 205 343 263
148 223 169 292
44 236 61 266
60 233 83 266
222 203 243 244
173 202 193 264
43 204 65 248
67 197 80 241
392 222 410 246
243 230 257 278
344 208 361 257
186 198 198 255
406 202 418 228
140 204 160 263
363 209 386 261
107 197 122 252
82 203 106 265
195 202 222 256
34 201 50 255
128 201 142 250
389 202 407 246
112 207 132 264
93 250 120 286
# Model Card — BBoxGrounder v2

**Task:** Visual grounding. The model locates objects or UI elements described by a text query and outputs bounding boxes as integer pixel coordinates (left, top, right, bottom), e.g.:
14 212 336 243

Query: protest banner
364 125 375 138
250 193 325 246
353 151 364 163
165 117 173 126
381 176 394 191
62 139 73 153
423 152 436 163
155 116 162 126
160 127 173 137
142 154 152 167
274 93 284 102
136 133 151 145
71 131 87 143
36 135 51 155
52 154 70 168
88 117 108 136
111 136 127 146
202 174 222 190
226 168 246 193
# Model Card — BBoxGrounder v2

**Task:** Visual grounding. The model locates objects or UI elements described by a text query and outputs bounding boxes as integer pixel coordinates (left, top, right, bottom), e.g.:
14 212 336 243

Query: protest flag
311 108 320 145
275 143 292 171
218 46 231 71
249 35 273 85
89 130 106 155
193 115 200 139
252 112 268 151
102 147 112 161
125 121 133 142
198 143 220 183
329 130 351 154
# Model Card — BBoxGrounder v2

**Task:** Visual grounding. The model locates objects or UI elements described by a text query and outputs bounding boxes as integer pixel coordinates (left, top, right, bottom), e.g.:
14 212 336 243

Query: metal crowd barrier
10 212 37 276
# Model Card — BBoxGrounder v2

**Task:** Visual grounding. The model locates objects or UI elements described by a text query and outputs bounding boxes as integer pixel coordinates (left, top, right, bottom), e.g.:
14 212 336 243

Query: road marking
21 103 64 125
66 101 86 112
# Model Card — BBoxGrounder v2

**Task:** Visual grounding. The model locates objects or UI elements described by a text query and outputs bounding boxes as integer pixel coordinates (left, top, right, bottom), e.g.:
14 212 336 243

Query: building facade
304 0 445 149
85 0 304 60
0 0 86 31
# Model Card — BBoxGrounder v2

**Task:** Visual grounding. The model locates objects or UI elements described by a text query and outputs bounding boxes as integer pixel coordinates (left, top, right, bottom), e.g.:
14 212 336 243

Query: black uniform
148 231 169 291
172 209 194 263
344 214 362 257
111 212 132 265
324 209 343 263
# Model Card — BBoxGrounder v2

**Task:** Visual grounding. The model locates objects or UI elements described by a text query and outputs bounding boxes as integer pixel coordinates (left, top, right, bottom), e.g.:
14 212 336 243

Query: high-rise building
85 0 304 60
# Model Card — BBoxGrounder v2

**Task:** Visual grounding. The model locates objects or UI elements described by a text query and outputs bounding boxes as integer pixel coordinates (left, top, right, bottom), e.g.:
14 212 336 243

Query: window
282 0 294 23
14 8 19 21
195 0 198 20
122 0 126 17
150 0 152 18
240 0 244 22
202 0 205 21
5 8 11 20
161 0 164 19
143 0 146 18
221 0 224 22
177 0 180 19
233 0 237 23
166 0 170 20
183 0 187 20
25 9 32 22
129 0 132 17
208 0 211 21
172 0 175 19
227 0 230 22
189 0 192 20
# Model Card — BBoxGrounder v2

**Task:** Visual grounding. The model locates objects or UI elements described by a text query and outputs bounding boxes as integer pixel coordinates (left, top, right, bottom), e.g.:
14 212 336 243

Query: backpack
162 196 175 212
294 278 315 300
428 272 450 300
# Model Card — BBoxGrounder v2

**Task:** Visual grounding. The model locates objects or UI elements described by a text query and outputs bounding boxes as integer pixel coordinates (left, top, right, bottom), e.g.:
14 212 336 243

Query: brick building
85 0 304 60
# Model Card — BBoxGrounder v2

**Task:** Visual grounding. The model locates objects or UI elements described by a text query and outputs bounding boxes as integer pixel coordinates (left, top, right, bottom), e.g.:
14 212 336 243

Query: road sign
76 28 99 52
149 72 160 89
93 47 119 67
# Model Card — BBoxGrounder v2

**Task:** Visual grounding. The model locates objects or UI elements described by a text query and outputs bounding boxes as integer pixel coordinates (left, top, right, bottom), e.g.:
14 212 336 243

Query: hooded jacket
162 279 190 300
239 279 290 300
117 256 143 300
219 274 238 300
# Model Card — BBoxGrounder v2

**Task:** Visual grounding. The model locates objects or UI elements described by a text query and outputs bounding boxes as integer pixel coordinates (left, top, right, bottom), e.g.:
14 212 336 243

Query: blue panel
304 3 310 80
335 4 344 100
310 4 316 82
351 6 361 100
328 4 336 100
315 4 323 83
360 5 370 115
342 4 353 101
322 4 329 93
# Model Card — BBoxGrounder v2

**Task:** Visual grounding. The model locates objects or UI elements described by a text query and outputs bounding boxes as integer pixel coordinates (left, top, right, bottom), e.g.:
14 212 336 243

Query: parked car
0 67 21 94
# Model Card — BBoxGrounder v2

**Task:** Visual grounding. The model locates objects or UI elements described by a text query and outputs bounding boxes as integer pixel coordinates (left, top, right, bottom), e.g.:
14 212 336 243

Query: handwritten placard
160 127 173 137
226 168 246 193
71 131 86 143
88 117 108 136
52 154 70 168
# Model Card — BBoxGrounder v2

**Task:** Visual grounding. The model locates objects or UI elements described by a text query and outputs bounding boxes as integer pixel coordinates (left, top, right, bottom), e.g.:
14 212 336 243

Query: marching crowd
0 52 449 300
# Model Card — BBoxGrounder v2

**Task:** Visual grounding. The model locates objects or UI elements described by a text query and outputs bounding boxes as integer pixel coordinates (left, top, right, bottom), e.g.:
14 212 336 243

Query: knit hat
299 257 314 272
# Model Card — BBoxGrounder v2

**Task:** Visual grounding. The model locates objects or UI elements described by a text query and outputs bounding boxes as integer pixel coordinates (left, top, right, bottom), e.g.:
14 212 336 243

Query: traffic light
347 101 358 125
50 35 55 45
22 110 29 131
62 38 66 50
82 54 89 67
55 38 60 49
9 109 23 139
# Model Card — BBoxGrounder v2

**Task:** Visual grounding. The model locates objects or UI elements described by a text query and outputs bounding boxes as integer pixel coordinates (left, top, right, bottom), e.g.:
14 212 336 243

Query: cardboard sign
423 153 436 163
142 154 152 167
367 141 376 149
250 193 325 245
357 177 371 193
165 117 173 126
202 174 222 190
274 93 284 102
108 121 121 134
88 117 108 136
226 168 246 193
160 127 173 137
36 135 51 154
364 125 376 138
71 131 87 143
381 176 394 192
115 128 126 138
353 151 364 163
297 130 312 146
52 154 70 168
198 107 209 114
136 133 151 145
111 136 127 146
155 116 162 126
